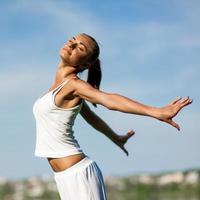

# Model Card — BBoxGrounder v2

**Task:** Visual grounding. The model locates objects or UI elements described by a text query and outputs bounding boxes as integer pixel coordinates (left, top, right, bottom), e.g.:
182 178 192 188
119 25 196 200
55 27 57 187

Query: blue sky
0 0 199 180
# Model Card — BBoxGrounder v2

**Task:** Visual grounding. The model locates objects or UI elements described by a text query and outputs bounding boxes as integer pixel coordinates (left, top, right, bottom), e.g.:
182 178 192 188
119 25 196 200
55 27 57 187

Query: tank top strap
52 77 76 96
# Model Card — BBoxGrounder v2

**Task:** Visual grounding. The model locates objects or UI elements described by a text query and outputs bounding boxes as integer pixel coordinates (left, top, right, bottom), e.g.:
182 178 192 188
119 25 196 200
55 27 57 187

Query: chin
59 54 68 64
59 50 69 60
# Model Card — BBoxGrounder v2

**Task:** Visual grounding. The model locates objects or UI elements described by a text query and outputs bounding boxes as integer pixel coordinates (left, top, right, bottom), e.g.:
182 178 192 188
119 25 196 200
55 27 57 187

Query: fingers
174 97 193 114
119 143 130 156
118 144 129 156
167 119 180 131
176 97 193 105
170 97 192 114
127 130 135 138
122 146 129 156
171 96 193 107
118 130 134 156
166 96 192 131
170 97 182 105
179 97 193 108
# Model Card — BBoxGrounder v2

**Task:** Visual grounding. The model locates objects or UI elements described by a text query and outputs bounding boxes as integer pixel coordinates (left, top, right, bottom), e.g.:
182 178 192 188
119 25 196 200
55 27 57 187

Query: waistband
53 155 94 178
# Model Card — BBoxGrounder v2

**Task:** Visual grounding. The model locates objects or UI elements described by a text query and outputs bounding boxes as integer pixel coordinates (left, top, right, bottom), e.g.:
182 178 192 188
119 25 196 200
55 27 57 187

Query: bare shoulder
66 77 81 94
69 77 97 95
68 77 111 107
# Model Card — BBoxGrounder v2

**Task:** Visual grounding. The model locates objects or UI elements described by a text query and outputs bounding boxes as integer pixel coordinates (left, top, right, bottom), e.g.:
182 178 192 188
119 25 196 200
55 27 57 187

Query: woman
32 33 192 200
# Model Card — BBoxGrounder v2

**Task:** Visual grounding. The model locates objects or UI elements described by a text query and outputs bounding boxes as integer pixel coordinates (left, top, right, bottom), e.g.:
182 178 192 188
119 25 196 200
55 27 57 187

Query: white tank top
32 78 84 158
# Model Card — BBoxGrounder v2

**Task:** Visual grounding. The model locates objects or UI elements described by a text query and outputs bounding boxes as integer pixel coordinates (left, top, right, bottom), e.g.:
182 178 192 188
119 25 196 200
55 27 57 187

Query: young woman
32 33 192 200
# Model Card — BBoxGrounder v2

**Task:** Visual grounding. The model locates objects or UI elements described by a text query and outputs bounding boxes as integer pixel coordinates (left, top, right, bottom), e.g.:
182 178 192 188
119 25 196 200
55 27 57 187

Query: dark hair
87 59 102 107
81 33 102 108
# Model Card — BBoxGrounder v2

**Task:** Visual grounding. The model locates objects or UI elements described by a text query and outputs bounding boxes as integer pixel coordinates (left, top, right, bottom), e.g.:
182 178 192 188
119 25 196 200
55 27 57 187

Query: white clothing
32 78 84 158
32 78 108 200
54 156 107 200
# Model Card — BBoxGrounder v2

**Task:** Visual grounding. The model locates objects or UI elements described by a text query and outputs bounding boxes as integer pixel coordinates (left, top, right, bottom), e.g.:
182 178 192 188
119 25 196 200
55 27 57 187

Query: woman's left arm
80 100 135 156
70 78 193 131
108 95 193 131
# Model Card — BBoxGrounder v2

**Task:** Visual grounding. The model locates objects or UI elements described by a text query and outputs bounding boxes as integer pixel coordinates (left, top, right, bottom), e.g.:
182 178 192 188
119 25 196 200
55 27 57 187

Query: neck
55 59 79 82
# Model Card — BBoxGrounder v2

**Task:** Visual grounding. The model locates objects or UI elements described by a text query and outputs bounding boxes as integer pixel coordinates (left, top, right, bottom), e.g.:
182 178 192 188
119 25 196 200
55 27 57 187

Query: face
59 34 94 67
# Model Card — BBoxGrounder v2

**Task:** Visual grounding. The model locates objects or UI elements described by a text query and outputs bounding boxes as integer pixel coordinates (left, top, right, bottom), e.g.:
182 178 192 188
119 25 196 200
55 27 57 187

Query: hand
156 96 193 131
114 130 135 156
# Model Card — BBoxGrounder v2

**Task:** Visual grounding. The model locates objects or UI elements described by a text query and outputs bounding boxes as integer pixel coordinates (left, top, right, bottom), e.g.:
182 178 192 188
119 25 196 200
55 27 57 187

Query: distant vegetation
0 169 199 200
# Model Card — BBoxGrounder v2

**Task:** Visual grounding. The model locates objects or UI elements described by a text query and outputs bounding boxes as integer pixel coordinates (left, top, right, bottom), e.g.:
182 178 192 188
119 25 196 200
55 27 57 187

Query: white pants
54 155 107 200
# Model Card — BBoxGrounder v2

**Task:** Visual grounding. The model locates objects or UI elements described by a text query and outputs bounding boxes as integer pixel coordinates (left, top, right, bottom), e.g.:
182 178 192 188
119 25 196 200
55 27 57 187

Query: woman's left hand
155 96 193 131
114 130 135 156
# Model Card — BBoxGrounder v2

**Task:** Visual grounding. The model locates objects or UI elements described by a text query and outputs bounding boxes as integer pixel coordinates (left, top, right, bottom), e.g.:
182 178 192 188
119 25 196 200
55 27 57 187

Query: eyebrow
73 37 88 51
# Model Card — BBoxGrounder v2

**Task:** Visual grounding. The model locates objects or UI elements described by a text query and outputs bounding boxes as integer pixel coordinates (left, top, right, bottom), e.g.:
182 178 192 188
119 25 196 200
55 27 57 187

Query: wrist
111 132 120 141
108 131 120 142
145 105 161 119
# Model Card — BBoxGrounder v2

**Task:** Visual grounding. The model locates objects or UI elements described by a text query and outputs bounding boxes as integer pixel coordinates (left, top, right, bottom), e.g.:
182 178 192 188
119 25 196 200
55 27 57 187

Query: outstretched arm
70 78 193 131
80 100 134 156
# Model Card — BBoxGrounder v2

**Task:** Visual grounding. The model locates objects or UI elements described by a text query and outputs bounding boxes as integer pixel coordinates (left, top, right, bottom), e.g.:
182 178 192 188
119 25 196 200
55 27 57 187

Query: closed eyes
72 37 87 51
67 40 85 52
78 47 84 51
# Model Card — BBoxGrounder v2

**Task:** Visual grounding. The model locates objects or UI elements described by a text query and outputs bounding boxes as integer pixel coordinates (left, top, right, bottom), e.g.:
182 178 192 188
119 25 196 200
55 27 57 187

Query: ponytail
79 33 101 107
87 58 102 107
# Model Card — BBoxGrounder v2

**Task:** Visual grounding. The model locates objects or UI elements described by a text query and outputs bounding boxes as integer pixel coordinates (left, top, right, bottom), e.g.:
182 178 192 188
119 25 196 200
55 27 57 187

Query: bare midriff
47 153 86 172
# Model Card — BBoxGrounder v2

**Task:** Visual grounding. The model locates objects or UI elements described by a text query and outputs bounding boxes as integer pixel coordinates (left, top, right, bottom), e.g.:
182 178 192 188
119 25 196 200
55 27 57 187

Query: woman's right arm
80 100 135 156
70 78 192 130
